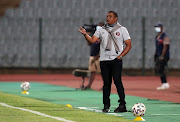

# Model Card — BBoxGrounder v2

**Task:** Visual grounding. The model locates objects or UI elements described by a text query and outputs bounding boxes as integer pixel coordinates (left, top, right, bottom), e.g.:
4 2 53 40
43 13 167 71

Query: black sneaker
102 108 110 113
102 105 110 113
114 104 127 113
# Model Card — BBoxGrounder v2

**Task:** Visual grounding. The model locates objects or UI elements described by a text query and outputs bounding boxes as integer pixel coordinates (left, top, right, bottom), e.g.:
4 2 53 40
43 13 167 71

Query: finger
81 26 85 30
78 29 82 33
80 26 83 30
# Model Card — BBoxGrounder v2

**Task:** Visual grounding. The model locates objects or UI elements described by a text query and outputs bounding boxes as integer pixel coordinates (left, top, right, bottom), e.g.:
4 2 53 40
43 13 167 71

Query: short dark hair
108 11 118 18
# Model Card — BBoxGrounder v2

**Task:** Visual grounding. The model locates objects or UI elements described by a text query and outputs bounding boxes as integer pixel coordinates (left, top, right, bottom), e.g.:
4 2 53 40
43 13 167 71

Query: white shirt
94 25 131 61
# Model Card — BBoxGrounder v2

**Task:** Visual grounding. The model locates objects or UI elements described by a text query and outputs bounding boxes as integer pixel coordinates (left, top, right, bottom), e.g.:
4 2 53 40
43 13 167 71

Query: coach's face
106 12 117 25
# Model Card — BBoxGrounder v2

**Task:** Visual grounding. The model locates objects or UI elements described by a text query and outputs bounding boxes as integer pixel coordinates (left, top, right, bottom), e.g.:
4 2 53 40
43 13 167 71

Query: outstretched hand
78 26 87 35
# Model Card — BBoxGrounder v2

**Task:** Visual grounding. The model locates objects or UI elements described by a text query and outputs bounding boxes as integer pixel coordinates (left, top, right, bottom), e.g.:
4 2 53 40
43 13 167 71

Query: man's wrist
83 33 87 36
119 56 123 59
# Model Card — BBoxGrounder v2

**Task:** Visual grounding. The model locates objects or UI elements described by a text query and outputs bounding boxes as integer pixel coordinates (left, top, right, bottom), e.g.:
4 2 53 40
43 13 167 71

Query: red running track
0 74 179 103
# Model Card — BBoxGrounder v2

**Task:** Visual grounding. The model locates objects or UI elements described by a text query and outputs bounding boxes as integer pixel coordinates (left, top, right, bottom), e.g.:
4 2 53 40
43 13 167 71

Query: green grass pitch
0 92 132 122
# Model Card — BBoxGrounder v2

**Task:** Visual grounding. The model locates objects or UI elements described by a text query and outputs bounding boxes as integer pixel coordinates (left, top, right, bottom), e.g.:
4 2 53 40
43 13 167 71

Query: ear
115 17 118 22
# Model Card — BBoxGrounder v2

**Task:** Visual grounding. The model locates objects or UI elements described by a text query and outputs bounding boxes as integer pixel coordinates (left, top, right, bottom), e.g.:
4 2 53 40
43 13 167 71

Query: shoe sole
114 110 127 113
102 109 110 113
157 87 169 90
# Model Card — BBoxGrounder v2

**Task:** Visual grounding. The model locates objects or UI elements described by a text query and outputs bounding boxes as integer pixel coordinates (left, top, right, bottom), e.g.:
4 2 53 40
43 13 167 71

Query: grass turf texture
0 92 132 122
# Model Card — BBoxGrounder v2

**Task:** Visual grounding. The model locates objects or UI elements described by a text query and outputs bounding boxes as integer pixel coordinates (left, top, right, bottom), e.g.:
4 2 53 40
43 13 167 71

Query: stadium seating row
18 0 179 9
5 7 179 18
0 0 179 69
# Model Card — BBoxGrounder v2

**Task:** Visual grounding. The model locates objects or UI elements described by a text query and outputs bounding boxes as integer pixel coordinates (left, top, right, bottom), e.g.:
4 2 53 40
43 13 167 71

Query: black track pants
100 58 126 107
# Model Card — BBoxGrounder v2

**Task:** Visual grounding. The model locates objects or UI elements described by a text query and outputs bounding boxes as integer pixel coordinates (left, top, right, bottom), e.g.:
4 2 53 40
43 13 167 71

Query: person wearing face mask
154 23 170 90
79 11 132 113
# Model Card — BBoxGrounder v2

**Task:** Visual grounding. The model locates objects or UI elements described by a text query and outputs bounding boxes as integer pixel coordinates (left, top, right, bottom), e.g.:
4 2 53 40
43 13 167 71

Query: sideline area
0 92 131 122
0 74 179 103
0 82 180 122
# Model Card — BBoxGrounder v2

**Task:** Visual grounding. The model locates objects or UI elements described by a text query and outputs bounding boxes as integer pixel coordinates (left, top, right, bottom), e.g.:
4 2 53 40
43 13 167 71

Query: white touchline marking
77 107 123 116
151 114 180 116
78 107 87 110
88 107 99 108
0 103 75 122
77 107 102 112
107 113 123 116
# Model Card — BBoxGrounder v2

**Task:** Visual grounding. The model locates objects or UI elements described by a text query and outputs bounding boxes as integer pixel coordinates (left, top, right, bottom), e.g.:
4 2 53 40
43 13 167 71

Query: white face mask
155 27 161 32
96 26 102 30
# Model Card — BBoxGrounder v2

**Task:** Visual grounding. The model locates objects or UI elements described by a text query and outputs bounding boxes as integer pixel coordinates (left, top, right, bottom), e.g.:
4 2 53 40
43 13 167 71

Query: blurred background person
154 23 170 90
83 22 104 90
